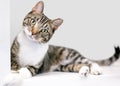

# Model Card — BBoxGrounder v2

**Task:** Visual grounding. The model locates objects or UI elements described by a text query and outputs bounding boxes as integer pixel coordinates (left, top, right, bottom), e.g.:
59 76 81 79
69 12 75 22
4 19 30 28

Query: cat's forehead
25 12 43 19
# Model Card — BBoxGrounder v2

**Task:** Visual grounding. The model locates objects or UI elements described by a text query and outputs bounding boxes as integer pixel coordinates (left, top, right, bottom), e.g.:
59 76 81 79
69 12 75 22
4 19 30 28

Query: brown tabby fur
11 1 120 76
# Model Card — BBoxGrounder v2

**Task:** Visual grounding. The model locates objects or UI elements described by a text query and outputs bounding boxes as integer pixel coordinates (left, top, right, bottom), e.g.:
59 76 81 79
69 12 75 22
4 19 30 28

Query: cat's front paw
3 72 23 86
90 63 102 75
3 68 32 86
79 66 90 77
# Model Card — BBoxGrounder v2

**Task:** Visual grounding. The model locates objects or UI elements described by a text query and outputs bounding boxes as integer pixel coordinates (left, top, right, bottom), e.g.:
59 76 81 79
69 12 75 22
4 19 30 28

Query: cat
3 1 120 86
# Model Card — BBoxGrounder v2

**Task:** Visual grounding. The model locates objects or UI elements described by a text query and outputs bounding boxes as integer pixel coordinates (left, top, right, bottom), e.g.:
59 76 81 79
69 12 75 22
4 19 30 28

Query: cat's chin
24 32 37 42
26 34 44 44
23 29 47 44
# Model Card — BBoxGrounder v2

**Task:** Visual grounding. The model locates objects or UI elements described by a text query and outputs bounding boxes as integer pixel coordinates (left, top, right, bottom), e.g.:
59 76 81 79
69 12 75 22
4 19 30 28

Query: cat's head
23 1 63 43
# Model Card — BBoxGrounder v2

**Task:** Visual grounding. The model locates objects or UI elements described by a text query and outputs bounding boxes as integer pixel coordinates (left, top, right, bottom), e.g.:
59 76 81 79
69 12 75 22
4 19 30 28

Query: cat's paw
3 72 22 86
90 63 102 75
3 68 32 86
79 66 90 77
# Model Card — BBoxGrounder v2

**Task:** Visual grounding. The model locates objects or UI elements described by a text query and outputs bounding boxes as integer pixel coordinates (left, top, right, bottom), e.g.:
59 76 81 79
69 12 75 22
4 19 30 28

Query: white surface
21 60 120 86
1 0 120 86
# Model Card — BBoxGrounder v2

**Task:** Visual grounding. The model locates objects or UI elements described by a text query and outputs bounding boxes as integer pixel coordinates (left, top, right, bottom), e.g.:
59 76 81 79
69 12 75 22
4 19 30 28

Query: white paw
18 68 32 79
3 72 23 86
3 68 32 86
90 63 102 75
79 66 90 77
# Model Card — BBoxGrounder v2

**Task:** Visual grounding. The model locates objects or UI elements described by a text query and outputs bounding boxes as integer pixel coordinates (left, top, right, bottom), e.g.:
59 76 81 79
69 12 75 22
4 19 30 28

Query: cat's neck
17 30 49 66
18 30 46 45
17 30 49 49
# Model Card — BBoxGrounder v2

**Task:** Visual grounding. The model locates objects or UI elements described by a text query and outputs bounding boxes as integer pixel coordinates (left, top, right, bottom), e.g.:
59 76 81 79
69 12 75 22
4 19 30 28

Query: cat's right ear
51 18 63 29
32 1 44 14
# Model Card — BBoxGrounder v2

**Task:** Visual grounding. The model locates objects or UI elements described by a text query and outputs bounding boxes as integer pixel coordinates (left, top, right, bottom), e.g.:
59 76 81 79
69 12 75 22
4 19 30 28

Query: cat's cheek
36 38 43 43
23 27 32 36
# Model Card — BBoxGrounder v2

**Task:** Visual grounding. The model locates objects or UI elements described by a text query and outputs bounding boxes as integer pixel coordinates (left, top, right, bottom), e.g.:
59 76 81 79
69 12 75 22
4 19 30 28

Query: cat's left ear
32 1 44 14
51 18 63 29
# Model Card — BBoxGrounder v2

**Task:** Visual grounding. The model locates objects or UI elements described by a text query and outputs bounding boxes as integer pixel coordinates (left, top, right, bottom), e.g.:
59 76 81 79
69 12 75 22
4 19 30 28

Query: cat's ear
52 18 63 29
32 1 44 14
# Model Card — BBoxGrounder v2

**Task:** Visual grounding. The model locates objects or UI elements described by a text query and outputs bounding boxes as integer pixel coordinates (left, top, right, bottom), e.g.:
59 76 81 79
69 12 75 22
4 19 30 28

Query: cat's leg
79 65 90 77
65 51 102 75
56 63 102 77
56 64 90 77
74 58 102 75
73 57 102 75
89 63 102 75
3 66 38 86
79 59 102 75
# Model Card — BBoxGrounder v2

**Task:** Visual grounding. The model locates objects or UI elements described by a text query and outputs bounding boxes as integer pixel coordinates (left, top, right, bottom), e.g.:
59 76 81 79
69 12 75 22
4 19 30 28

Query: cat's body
3 1 120 86
12 30 92 74
11 31 120 75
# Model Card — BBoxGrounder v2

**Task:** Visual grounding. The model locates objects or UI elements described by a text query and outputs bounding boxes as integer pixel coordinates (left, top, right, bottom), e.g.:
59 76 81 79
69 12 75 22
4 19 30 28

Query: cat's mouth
28 34 44 43
24 26 40 35
24 28 44 43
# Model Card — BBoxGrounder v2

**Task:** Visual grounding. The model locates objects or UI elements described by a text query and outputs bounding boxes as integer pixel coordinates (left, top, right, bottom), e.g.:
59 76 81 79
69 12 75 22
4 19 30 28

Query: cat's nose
31 27 39 35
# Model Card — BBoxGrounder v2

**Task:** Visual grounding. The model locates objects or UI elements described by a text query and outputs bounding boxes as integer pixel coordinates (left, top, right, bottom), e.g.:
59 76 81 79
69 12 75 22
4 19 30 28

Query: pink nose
31 27 39 35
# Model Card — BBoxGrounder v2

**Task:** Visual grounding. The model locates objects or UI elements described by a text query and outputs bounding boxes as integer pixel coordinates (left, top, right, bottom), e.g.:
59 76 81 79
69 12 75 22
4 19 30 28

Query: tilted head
23 1 63 43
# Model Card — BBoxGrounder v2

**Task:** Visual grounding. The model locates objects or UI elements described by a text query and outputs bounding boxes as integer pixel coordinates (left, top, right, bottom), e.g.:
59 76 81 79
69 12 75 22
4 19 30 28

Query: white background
0 0 10 85
0 0 120 86
11 0 120 59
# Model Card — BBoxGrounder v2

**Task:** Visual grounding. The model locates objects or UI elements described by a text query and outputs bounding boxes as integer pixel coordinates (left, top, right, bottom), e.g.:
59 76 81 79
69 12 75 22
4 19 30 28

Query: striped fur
11 1 120 78
95 46 120 66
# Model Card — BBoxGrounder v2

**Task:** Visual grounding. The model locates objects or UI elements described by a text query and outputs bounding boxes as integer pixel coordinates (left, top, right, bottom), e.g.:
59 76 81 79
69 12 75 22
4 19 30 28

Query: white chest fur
17 31 48 67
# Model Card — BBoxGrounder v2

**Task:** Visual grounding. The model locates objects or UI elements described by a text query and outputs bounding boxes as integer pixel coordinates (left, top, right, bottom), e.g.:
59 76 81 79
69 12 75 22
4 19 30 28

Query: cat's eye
30 19 36 25
41 29 48 33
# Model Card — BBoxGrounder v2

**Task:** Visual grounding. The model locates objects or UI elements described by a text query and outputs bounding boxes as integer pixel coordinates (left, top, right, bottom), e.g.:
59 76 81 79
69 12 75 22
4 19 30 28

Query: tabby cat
4 1 120 86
